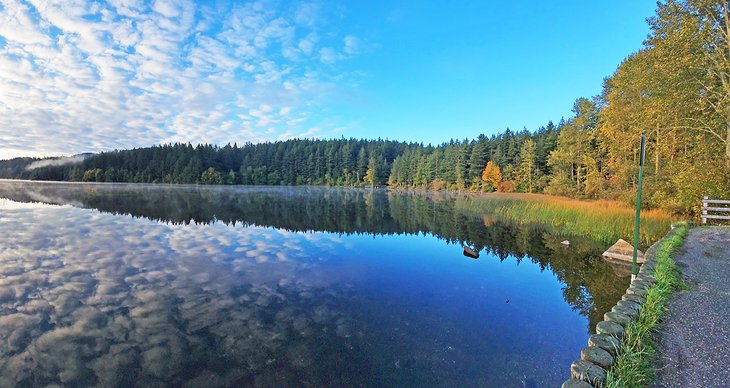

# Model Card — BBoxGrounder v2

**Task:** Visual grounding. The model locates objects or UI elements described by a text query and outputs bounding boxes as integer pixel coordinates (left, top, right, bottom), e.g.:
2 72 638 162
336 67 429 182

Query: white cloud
297 32 317 55
293 2 319 27
343 35 359 55
318 47 337 64
152 0 181 19
0 0 362 158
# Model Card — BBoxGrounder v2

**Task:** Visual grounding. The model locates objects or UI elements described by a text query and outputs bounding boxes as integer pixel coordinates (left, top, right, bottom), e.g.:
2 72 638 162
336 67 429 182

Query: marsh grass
604 223 689 388
458 192 675 246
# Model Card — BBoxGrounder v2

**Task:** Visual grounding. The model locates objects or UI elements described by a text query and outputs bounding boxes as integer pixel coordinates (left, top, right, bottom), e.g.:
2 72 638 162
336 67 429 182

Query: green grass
604 223 689 388
458 192 675 246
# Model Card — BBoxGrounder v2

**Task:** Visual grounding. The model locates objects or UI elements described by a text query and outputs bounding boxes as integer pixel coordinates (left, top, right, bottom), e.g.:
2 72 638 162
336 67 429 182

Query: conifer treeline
0 125 559 191
2 0 730 213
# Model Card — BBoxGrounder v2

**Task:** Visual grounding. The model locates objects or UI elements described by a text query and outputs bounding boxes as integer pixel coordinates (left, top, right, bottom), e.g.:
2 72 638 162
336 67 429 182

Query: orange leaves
481 161 502 191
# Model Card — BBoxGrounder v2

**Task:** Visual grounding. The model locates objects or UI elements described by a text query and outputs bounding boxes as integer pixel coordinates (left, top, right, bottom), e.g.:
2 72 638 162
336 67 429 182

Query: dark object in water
463 246 479 259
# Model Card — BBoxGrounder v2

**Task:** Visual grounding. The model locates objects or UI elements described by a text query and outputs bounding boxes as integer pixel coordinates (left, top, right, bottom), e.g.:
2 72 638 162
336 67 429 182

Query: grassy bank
604 223 689 387
457 192 675 246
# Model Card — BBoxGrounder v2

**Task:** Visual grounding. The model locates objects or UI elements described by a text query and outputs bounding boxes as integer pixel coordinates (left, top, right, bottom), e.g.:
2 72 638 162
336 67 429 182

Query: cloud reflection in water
0 182 633 387
0 203 359 386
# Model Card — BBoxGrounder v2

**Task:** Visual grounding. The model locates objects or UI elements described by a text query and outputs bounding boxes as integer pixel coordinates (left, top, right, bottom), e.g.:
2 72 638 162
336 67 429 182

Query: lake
0 181 636 387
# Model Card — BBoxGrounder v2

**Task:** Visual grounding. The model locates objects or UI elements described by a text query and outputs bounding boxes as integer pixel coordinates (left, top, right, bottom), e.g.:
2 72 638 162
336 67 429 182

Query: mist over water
23 155 89 171
0 181 630 387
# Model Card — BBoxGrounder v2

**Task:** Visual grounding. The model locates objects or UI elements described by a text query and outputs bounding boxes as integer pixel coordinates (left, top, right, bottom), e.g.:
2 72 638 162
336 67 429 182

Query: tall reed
456 192 674 246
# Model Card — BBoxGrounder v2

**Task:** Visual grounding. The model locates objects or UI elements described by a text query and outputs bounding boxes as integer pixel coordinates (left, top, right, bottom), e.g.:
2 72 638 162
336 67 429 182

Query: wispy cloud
0 0 361 157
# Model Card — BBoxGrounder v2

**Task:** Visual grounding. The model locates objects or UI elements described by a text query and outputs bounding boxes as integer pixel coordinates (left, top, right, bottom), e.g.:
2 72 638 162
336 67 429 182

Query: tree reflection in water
0 181 631 387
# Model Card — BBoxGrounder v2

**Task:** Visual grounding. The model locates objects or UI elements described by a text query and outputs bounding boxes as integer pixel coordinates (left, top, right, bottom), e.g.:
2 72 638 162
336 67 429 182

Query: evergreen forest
1 0 728 213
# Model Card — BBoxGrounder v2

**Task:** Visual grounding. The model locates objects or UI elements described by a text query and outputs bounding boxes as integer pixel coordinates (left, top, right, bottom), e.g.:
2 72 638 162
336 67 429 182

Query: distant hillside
0 157 39 179
0 153 94 179
0 127 558 190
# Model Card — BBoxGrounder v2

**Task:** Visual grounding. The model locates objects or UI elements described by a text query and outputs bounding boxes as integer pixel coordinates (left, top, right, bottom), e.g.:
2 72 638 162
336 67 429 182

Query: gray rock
581 346 614 369
570 359 606 385
637 274 656 284
612 304 639 319
640 262 655 271
639 267 654 277
604 311 632 326
639 269 654 279
631 279 651 290
596 320 625 339
561 378 594 388
622 293 646 304
588 333 621 356
626 285 649 297
617 299 642 312
641 262 656 271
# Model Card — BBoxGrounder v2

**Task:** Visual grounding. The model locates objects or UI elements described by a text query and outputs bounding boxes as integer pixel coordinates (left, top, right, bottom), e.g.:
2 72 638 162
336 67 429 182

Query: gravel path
653 227 730 388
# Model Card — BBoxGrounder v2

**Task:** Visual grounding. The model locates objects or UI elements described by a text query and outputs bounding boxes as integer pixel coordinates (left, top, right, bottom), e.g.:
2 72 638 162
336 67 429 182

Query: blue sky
0 1 656 158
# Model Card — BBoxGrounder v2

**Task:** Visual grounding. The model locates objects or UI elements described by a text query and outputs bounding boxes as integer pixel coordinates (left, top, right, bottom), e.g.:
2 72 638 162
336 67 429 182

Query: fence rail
702 196 730 223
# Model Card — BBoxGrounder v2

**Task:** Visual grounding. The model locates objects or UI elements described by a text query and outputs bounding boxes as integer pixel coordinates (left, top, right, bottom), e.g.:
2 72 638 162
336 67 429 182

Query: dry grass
458 192 675 245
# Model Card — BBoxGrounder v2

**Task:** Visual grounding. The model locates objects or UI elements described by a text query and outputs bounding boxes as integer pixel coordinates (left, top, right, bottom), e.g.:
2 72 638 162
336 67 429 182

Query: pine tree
516 139 538 193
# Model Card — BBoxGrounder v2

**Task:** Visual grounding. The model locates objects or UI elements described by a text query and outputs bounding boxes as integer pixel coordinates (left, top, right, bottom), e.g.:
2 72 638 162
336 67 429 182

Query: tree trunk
655 125 660 176
726 124 730 167
721 1 730 168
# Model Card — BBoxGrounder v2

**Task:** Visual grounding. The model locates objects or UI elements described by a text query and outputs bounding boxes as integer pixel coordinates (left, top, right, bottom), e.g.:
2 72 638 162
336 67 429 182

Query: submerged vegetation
605 223 688 387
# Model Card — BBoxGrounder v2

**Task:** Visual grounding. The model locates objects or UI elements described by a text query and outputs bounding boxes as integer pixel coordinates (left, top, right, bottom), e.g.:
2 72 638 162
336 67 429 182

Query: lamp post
632 134 646 280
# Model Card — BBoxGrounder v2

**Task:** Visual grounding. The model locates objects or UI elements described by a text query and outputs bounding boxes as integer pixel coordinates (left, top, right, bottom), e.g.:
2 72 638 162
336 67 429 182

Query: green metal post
632 134 646 279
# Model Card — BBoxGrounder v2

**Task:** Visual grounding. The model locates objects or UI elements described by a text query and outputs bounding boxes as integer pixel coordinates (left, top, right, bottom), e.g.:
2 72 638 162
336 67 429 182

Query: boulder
596 320 625 339
602 239 644 264
588 334 621 356
612 304 639 319
604 311 632 326
622 293 646 304
617 299 642 312
581 346 614 369
626 285 649 297
570 359 606 385
562 379 594 388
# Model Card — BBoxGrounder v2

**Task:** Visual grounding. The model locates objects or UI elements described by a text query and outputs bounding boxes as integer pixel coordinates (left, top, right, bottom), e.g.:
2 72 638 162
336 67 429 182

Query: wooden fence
702 196 730 224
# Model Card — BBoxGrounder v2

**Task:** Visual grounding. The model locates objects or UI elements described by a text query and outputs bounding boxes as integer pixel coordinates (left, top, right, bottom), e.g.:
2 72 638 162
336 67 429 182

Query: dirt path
653 227 730 387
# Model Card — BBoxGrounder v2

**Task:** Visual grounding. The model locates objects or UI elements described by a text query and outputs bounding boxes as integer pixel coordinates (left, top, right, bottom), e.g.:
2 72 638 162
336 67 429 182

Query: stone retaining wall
560 228 675 388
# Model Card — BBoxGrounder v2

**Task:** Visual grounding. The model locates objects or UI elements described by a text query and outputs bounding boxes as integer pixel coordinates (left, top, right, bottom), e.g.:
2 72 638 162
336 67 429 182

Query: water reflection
0 181 630 387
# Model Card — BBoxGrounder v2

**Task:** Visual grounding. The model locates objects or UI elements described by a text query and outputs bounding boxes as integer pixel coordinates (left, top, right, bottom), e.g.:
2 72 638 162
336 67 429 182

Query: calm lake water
0 181 632 387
